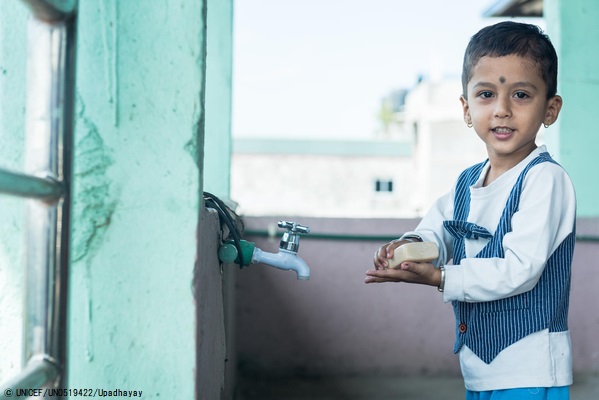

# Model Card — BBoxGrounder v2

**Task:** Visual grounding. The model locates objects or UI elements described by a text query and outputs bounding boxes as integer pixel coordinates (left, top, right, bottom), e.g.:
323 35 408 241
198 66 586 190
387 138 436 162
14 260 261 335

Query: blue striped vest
443 152 575 364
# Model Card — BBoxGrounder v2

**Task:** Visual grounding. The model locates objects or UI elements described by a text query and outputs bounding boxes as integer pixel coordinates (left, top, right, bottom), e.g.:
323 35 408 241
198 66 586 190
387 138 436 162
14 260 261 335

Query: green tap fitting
218 240 255 266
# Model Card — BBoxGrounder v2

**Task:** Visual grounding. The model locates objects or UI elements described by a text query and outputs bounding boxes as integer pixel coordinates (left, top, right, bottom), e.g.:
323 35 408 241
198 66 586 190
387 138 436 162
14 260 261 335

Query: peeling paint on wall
71 95 121 363
184 132 199 169
71 97 118 263
67 1 211 396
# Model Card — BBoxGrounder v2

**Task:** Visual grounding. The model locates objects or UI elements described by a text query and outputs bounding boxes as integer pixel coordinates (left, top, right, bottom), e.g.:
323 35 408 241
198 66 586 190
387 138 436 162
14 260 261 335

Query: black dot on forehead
499 76 506 84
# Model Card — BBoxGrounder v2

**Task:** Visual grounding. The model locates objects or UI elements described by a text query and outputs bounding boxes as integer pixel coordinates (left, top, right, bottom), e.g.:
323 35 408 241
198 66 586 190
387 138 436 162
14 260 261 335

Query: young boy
365 21 576 400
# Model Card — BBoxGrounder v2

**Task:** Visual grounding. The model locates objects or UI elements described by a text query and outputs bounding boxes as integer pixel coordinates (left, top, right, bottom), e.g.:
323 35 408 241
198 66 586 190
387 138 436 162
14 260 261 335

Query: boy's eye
478 91 494 98
514 92 529 99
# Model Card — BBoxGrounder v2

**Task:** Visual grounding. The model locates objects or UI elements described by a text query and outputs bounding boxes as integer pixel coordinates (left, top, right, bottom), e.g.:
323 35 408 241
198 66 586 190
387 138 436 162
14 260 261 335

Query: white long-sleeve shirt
404 145 576 391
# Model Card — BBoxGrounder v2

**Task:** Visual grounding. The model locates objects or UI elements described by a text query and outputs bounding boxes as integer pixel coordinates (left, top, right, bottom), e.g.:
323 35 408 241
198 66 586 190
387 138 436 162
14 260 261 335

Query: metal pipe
0 1 78 395
0 356 59 400
23 10 76 369
574 235 599 243
244 229 404 242
21 0 77 22
0 168 64 200
244 229 599 243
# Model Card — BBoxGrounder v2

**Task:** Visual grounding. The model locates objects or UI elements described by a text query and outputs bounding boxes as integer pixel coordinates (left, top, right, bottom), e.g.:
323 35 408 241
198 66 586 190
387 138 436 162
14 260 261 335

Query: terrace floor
235 374 599 400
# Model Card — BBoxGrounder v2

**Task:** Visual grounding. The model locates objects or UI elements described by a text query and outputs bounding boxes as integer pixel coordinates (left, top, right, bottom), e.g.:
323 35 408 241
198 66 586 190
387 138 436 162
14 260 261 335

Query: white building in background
403 79 488 212
231 78 489 218
231 138 415 218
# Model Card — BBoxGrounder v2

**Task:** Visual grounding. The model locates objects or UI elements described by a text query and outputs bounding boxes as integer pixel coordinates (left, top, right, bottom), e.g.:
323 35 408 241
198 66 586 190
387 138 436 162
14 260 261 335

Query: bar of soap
388 242 439 269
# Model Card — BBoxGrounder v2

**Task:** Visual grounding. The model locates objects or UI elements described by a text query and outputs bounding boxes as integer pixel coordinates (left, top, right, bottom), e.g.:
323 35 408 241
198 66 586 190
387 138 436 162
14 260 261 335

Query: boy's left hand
365 262 440 287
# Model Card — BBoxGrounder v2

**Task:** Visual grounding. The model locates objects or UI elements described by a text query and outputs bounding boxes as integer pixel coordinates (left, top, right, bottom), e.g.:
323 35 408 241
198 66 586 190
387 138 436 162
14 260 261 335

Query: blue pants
466 387 569 400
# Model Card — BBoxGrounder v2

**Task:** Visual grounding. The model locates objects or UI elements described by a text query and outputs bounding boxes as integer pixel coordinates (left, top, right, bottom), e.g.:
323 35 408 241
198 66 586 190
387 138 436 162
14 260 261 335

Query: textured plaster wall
204 0 234 199
545 0 599 217
68 1 206 397
0 2 28 383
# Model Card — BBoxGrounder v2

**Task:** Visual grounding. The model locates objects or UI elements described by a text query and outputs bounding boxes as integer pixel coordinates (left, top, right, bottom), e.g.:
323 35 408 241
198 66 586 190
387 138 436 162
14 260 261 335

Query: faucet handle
278 221 310 252
278 220 311 235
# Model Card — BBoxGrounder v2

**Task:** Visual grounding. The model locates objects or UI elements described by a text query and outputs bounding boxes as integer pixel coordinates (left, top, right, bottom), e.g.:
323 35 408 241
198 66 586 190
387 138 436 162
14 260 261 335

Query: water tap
218 220 311 280
278 220 310 252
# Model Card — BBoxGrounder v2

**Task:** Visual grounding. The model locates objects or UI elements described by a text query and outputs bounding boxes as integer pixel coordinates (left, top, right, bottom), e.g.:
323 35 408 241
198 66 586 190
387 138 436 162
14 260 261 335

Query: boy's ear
544 95 563 127
460 95 472 126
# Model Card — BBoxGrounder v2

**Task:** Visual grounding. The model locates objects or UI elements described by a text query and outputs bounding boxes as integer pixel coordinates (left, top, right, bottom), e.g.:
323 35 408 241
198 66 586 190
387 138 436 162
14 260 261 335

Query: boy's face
460 54 562 166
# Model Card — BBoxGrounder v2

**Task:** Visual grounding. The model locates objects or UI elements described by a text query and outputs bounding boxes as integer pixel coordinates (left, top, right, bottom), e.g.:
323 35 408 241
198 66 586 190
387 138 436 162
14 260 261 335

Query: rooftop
483 0 544 17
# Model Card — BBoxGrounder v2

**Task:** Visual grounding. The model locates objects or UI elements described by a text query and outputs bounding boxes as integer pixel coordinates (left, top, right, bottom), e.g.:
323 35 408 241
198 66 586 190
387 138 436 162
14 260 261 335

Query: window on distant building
375 179 393 193
413 122 419 146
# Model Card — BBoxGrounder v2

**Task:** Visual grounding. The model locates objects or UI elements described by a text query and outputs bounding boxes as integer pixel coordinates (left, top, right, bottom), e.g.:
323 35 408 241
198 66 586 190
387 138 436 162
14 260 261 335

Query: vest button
458 323 467 333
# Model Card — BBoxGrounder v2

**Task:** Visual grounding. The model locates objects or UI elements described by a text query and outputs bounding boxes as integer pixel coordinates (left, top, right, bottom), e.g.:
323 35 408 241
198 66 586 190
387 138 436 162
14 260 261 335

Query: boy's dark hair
461 21 558 99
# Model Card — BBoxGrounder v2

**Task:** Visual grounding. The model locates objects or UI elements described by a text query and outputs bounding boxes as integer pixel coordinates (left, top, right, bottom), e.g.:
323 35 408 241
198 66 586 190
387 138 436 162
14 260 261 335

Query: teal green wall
545 0 599 217
0 0 235 395
204 0 234 199
69 1 206 397
0 2 28 383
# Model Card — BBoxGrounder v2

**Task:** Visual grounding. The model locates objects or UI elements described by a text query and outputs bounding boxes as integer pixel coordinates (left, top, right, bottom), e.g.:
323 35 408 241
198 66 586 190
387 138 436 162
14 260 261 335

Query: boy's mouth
492 127 514 139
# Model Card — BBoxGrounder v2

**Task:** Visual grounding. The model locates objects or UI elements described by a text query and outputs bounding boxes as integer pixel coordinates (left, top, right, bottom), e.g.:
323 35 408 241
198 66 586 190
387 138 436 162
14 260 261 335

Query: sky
231 0 544 140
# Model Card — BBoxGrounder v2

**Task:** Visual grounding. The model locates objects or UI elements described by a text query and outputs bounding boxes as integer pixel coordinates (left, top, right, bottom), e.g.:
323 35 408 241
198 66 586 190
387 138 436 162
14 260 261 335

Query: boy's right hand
373 239 411 270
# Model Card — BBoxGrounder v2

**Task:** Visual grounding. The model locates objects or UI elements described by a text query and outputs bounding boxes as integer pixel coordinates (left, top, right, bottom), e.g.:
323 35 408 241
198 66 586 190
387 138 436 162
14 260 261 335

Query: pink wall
234 216 599 377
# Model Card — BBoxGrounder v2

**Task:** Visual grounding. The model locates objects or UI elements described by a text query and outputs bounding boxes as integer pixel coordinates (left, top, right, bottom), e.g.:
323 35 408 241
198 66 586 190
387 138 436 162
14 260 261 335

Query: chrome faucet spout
218 220 311 280
252 248 310 280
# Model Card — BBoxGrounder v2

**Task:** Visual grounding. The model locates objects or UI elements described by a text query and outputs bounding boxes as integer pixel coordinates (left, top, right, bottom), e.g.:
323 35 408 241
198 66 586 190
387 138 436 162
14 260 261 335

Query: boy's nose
494 97 512 118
